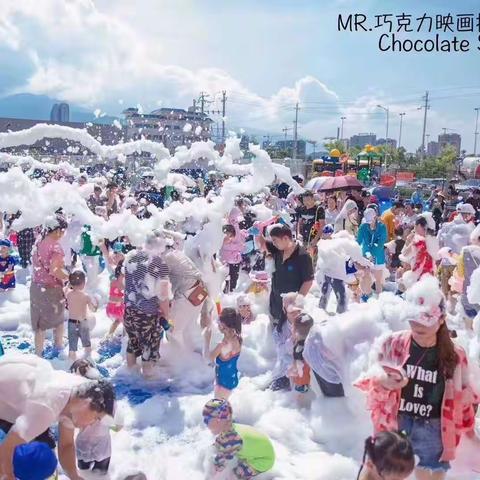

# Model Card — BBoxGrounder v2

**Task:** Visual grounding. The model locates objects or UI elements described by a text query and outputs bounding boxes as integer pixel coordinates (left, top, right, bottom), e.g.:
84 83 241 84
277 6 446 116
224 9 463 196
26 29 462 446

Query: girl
209 308 242 399
0 239 17 291
106 242 125 337
220 224 246 292
356 276 478 480
356 431 415 480
400 214 439 290
334 199 359 236
357 208 387 295
324 196 339 225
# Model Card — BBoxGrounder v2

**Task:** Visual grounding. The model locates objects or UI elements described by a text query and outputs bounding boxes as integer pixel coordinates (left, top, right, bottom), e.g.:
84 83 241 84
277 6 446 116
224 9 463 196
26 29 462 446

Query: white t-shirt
0 354 89 442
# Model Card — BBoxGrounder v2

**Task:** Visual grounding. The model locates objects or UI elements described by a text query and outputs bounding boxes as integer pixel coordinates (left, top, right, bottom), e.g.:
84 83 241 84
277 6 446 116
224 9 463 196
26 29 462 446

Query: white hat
457 203 475 215
419 212 436 231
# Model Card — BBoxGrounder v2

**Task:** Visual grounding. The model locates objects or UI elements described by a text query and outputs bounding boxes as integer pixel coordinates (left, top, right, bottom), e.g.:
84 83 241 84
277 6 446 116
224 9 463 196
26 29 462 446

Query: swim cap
112 241 125 253
202 398 232 422
322 224 334 235
13 442 58 480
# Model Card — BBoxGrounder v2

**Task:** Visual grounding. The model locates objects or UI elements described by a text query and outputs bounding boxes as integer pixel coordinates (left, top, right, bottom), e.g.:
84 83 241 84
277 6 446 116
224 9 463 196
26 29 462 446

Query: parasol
318 175 364 192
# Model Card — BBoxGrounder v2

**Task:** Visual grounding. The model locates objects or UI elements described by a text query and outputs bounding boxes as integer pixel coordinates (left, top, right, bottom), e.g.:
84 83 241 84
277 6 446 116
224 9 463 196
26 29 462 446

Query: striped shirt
125 250 169 315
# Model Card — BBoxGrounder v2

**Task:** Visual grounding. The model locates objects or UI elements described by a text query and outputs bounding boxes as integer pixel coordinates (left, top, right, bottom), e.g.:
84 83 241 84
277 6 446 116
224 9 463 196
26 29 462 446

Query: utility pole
340 116 346 142
198 91 210 115
474 107 480 156
221 90 227 146
420 91 430 160
293 102 299 159
398 113 405 149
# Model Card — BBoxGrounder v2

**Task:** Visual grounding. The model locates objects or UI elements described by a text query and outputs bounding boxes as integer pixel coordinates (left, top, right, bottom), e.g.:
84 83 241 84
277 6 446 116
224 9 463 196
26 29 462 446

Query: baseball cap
202 398 233 424
13 442 58 480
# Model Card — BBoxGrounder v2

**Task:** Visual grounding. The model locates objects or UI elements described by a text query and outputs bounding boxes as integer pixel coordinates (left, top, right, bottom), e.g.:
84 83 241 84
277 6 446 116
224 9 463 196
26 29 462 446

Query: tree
323 140 346 155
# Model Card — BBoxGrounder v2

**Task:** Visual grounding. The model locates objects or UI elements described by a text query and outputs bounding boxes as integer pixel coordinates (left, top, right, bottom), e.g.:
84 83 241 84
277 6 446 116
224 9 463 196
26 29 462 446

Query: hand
379 374 408 391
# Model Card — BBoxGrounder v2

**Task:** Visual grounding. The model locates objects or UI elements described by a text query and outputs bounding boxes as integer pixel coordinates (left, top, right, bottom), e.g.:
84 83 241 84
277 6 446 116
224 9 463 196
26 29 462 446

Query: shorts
68 320 91 352
30 283 65 331
106 302 125 321
233 460 259 480
371 263 386 271
123 306 162 362
398 414 450 473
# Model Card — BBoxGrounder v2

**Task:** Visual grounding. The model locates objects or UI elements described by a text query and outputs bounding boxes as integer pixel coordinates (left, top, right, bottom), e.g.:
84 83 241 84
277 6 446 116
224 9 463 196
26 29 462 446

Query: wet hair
415 216 435 236
356 431 414 480
394 226 404 237
269 224 293 240
393 200 404 210
75 379 115 416
69 270 86 287
222 224 236 236
45 215 68 235
219 307 242 344
94 185 102 193
294 314 314 340
70 359 100 379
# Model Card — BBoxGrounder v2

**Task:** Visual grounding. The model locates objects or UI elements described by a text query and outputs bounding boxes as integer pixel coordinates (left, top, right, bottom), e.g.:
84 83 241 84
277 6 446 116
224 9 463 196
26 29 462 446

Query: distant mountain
0 93 118 125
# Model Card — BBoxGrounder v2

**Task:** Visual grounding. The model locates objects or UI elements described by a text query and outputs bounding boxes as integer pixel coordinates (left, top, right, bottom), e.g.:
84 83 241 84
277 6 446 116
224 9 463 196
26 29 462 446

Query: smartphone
381 364 406 382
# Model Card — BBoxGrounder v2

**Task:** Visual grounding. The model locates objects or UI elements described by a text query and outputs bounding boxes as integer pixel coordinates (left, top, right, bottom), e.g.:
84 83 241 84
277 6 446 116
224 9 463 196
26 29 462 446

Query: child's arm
87 294 98 312
209 341 225 363
213 431 243 472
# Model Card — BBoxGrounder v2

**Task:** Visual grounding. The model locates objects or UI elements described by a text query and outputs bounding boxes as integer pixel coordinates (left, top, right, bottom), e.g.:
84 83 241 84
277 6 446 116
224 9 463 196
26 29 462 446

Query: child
0 238 17 291
220 224 246 292
70 359 117 476
246 271 269 295
106 242 125 337
209 308 242 399
202 398 275 480
385 226 405 280
236 295 254 324
356 431 414 480
65 270 98 360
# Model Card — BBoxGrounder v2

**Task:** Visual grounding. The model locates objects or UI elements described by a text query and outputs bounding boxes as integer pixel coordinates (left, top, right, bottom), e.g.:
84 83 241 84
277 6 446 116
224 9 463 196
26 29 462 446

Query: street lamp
474 108 480 156
377 104 390 169
398 113 405 150
340 116 346 140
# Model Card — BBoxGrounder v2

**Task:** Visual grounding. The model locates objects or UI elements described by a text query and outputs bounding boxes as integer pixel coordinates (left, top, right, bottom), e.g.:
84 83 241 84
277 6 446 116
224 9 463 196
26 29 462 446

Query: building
438 133 461 155
376 138 397 149
0 117 124 158
274 140 307 158
349 133 377 149
427 141 440 157
123 105 213 152
50 103 70 122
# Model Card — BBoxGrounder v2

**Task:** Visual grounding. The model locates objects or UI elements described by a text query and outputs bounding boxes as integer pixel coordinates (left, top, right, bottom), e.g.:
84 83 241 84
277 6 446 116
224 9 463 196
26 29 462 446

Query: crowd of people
0 167 479 480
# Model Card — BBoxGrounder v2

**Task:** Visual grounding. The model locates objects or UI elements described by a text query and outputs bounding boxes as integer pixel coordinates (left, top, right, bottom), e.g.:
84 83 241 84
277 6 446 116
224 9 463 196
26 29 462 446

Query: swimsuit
215 353 240 390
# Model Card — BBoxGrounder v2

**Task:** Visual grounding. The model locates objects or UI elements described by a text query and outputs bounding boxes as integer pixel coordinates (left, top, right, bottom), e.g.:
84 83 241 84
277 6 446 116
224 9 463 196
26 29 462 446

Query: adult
17 227 36 269
438 203 475 255
334 199 359 236
324 196 339 226
381 201 404 242
30 216 69 356
356 277 477 480
0 354 115 480
255 224 314 391
124 230 171 377
347 189 365 221
465 187 480 216
79 225 103 293
410 184 423 206
357 208 387 294
163 244 210 352
401 202 417 231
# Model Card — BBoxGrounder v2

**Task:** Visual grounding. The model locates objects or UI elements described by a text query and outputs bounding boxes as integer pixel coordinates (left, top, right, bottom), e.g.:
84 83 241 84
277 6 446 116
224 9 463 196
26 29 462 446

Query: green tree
323 140 346 155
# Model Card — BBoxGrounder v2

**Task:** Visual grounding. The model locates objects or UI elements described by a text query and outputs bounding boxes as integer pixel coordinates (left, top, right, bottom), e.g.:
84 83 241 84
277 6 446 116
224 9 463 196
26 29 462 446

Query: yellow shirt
382 210 396 241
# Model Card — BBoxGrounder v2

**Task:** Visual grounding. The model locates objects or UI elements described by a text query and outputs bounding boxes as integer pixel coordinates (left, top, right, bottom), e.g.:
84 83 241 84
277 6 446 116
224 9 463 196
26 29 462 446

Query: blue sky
1 0 480 152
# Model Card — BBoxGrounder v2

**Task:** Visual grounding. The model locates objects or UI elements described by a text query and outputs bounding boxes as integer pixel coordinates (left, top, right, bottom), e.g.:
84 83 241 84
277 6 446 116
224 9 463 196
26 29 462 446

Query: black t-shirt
295 205 325 241
266 242 314 325
399 340 445 419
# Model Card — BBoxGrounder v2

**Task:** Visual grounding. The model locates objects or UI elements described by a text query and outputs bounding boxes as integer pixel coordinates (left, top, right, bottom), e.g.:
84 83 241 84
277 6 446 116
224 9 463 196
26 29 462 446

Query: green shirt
80 226 101 257
233 423 275 473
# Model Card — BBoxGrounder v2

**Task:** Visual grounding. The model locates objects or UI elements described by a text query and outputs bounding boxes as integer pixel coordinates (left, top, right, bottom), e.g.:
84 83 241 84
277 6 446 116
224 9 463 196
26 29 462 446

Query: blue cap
13 442 58 480
323 224 334 235
0 238 12 248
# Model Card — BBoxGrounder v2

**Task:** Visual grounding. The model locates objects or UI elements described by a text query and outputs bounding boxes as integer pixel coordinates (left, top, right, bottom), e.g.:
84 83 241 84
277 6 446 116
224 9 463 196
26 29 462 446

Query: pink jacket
220 227 247 265
355 331 478 462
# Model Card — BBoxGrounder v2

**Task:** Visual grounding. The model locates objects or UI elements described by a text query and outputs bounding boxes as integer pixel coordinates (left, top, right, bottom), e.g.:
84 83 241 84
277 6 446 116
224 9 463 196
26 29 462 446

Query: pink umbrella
319 175 364 192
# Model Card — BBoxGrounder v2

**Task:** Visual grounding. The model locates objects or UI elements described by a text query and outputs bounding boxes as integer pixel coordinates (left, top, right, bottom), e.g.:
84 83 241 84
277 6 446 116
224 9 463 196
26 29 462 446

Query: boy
0 238 17 291
65 270 98 360
202 399 275 480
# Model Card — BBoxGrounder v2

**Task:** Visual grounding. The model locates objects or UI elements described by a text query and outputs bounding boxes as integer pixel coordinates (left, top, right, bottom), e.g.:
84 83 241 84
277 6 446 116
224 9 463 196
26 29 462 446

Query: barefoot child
202 398 275 480
65 270 98 360
106 242 125 337
70 359 118 476
210 308 242 399
236 295 254 324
